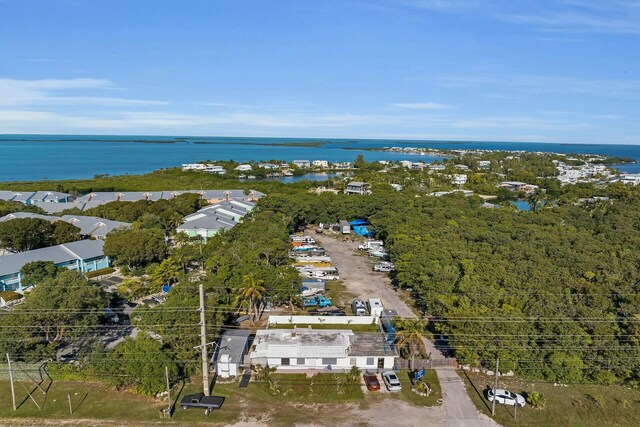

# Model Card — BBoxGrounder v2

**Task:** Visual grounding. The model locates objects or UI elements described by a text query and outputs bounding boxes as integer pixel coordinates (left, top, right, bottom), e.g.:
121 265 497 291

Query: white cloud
0 78 167 107
390 102 452 110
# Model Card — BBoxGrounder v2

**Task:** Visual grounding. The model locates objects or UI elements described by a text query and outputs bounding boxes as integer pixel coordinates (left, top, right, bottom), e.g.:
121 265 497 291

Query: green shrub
526 391 546 409
85 267 115 278
0 290 22 302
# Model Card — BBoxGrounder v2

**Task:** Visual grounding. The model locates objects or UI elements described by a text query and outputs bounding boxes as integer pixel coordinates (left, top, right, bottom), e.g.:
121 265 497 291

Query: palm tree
236 273 266 325
527 191 546 213
396 319 427 370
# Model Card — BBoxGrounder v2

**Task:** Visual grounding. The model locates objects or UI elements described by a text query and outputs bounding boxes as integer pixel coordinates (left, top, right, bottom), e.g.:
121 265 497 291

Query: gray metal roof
30 191 71 202
177 215 237 231
213 329 251 364
0 212 58 222
32 202 85 214
0 240 105 277
349 333 397 357
75 192 122 203
0 191 17 201
60 215 131 237
10 192 36 203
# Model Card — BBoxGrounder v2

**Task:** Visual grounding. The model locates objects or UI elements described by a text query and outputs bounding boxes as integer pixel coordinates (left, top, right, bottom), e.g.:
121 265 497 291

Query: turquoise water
0 134 639 181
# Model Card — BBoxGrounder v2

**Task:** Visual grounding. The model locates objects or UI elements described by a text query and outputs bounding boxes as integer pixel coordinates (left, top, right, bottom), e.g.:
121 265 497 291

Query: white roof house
234 164 253 171
452 174 468 186
249 328 396 371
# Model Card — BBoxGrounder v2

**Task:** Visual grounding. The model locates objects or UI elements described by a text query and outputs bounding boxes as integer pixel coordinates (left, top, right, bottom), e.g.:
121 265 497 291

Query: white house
452 174 468 186
293 160 311 168
312 160 329 168
345 182 371 195
213 329 251 379
248 328 396 371
478 160 491 169
234 164 253 172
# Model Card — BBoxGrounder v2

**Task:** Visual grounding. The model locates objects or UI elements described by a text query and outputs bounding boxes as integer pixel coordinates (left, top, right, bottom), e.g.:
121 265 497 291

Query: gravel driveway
313 231 501 427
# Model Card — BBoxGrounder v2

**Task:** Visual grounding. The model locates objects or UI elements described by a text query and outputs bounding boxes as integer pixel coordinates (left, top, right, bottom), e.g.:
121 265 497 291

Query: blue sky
0 0 639 144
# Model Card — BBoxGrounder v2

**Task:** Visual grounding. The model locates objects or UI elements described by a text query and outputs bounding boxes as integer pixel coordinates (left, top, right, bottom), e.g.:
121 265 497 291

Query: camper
351 299 367 316
368 298 384 317
358 240 384 250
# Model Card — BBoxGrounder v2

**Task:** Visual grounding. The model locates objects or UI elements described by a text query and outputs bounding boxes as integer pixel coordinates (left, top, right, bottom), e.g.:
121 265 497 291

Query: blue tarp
349 219 375 237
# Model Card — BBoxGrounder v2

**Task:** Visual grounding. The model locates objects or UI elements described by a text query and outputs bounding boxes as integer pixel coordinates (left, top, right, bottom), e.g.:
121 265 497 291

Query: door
378 358 384 369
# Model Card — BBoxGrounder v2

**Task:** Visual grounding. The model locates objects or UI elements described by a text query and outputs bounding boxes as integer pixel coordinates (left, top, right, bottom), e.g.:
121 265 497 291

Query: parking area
313 232 416 318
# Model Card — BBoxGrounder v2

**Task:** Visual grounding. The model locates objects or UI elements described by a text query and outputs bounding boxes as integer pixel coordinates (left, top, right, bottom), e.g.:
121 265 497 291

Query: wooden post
165 366 172 417
199 284 210 396
491 357 499 416
67 394 72 415
6 354 16 410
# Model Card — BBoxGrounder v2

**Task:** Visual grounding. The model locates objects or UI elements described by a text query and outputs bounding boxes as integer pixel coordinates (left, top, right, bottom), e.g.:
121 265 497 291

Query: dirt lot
313 232 416 318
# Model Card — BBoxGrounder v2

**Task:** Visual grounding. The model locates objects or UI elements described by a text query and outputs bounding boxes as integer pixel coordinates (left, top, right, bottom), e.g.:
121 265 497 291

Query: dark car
363 372 381 391
180 393 225 415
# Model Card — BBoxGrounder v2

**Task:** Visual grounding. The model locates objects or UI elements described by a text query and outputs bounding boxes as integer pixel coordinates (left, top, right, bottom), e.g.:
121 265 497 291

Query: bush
85 267 115 278
526 391 546 409
0 290 22 302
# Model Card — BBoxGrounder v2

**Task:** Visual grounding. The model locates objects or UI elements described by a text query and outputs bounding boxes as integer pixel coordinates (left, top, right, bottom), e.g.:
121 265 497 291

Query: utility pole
199 284 210 396
6 353 16 410
165 366 172 417
492 357 500 416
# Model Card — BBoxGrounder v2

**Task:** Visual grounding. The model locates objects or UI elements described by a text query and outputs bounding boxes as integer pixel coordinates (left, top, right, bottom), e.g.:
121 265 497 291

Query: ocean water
0 135 639 181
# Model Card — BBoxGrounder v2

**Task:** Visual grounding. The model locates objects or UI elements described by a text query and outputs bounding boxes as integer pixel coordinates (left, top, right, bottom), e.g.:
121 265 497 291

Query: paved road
315 232 501 427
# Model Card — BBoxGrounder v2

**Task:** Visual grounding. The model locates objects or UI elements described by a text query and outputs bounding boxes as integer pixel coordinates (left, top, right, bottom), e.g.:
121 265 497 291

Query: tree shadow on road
462 370 492 413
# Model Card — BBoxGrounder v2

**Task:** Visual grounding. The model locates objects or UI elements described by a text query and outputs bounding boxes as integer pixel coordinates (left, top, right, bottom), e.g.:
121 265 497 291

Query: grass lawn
461 370 640 427
393 369 443 407
0 372 365 426
324 280 358 312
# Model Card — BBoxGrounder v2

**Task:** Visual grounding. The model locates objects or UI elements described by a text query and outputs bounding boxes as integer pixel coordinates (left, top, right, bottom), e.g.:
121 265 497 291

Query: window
366 357 374 366
297 358 305 366
281 358 290 366
350 358 357 366
322 358 338 365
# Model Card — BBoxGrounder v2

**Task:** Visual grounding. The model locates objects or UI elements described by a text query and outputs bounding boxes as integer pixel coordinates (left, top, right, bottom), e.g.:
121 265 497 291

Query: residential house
28 191 72 204
258 163 280 170
429 164 446 172
234 164 253 172
248 329 397 371
204 165 226 174
451 174 468 186
293 160 311 168
478 160 491 169
60 215 131 239
176 215 237 241
499 181 539 194
333 162 352 169
176 200 255 242
344 182 370 195
312 160 329 168
0 240 109 291
212 329 251 379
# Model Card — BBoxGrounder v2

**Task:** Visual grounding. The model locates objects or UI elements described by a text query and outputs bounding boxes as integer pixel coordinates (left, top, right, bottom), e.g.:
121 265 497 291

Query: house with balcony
344 182 371 195
0 240 109 291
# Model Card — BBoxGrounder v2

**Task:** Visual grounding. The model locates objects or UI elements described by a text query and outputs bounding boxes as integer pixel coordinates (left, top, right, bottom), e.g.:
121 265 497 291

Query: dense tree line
0 218 81 252
260 184 640 386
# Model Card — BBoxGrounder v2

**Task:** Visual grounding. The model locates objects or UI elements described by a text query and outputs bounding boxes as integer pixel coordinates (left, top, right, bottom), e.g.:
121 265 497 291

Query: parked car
381 371 402 392
486 389 526 407
180 393 225 415
363 372 381 391
373 263 395 272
